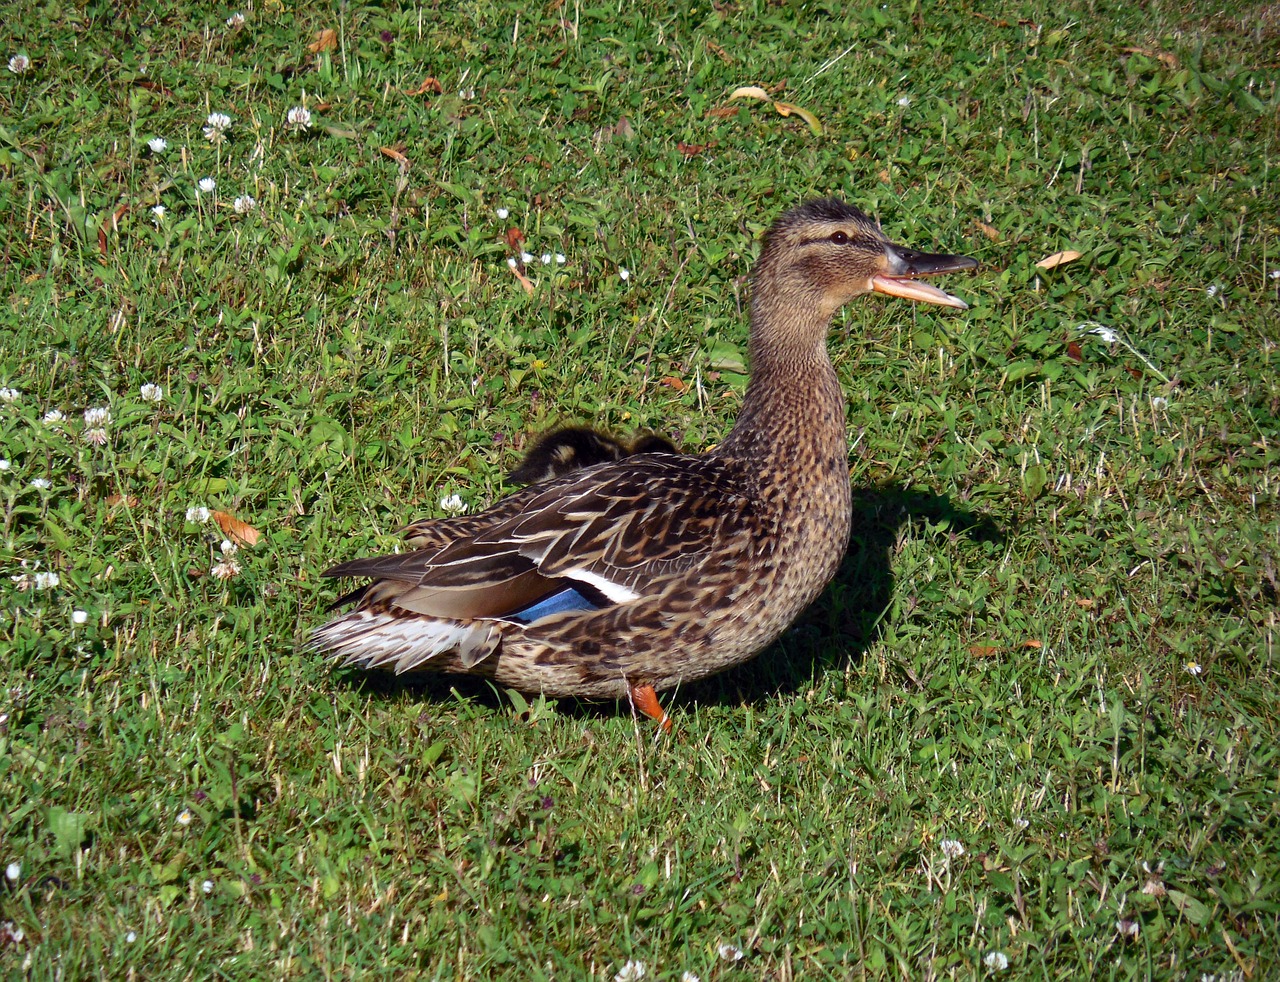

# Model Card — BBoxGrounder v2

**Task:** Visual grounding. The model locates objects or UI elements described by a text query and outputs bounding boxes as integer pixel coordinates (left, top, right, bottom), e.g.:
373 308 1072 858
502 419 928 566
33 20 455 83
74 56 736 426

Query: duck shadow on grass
339 483 1003 724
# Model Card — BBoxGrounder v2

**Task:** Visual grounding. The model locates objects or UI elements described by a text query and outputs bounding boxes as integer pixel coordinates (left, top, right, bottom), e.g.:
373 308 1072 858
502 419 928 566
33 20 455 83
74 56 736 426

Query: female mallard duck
507 426 678 485
313 200 976 730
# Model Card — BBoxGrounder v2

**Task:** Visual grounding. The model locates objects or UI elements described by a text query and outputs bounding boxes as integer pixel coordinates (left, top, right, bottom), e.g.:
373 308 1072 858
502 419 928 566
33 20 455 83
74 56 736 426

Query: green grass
2 0 1278 977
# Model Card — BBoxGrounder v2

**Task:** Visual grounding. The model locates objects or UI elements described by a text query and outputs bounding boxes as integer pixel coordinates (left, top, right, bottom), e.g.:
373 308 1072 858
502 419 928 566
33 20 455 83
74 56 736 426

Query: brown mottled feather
311 200 977 701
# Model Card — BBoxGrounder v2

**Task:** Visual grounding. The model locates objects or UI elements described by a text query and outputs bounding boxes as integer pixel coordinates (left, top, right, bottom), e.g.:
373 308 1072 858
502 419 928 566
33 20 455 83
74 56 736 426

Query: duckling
508 426 679 485
312 199 977 730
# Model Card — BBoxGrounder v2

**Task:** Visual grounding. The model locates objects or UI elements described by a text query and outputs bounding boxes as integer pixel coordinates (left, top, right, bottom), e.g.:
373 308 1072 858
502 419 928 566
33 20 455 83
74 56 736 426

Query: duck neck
717 287 846 465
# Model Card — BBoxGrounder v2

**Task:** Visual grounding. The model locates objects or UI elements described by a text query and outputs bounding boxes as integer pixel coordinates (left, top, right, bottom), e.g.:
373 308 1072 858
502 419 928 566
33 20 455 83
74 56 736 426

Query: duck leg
628 683 673 734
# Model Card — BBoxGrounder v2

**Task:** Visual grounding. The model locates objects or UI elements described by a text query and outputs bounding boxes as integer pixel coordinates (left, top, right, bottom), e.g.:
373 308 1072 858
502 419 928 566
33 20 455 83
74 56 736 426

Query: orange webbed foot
629 683 673 734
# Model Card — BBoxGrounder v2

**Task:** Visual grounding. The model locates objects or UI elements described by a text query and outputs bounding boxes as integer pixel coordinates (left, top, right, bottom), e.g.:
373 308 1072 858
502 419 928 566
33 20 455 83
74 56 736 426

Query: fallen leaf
1035 250 1082 270
504 227 525 249
1022 639 1043 649
704 105 740 119
659 376 688 393
677 141 717 157
1066 340 1084 362
403 77 443 96
968 645 1001 658
729 85 822 135
379 146 410 166
309 28 338 53
508 264 534 295
1075 598 1095 609
729 85 772 101
706 40 732 64
976 221 1001 241
132 79 174 98
105 494 139 508
212 510 261 547
1123 46 1178 69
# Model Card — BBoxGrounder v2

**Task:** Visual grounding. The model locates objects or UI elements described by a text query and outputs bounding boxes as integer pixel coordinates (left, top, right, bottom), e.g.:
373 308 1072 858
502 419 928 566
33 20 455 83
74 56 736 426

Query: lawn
1 0 1278 977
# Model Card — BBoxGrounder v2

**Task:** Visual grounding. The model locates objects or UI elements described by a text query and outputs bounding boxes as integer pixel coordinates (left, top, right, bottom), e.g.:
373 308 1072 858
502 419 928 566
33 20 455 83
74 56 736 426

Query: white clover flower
983 951 1009 971
897 96 912 107
0 387 19 403
1185 661 1203 676
717 944 744 962
0 460 9 471
72 609 88 625
555 253 566 264
681 974 701 982
233 195 256 214
226 12 245 28
151 205 166 223
541 253 552 265
34 571 60 590
520 251 534 263
147 137 167 153
939 839 965 860
197 177 216 194
83 406 111 426
211 559 241 580
31 478 52 490
614 961 645 982
618 267 630 281
220 539 239 558
42 409 65 424
177 808 193 826
125 930 137 943
85 426 108 446
5 862 19 881
202 879 214 893
140 383 163 402
496 207 509 220
286 106 312 130
440 494 467 516
1150 396 1168 410
506 257 518 269
8 54 31 74
186 506 211 523
203 112 232 144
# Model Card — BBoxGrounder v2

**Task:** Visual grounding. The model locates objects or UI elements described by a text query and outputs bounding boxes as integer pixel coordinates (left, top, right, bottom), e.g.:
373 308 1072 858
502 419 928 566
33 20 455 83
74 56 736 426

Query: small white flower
681 974 701 982
614 961 645 982
459 86 476 99
1270 270 1280 281
125 930 137 943
1116 918 1139 939
226 12 245 28
0 459 9 471
717 944 744 962
496 207 510 220
506 257 518 269
150 205 166 223
210 559 241 581
939 839 965 860
85 426 109 445
233 194 256 214
1185 661 1203 676
521 251 534 263
555 253 566 264
83 406 111 426
72 609 88 625
897 96 912 107
541 253 552 265
619 267 630 281
1150 396 1168 410
5 862 19 881
43 409 65 424
186 506 211 523
286 106 312 130
220 539 238 558
983 951 1009 971
197 177 216 194
177 809 193 826
1014 816 1029 831
140 383 163 402
0 387 19 403
203 112 232 144
1087 324 1119 344
34 571 60 590
8 54 30 74
147 137 167 153
202 879 214 894
440 493 467 516
31 478 51 490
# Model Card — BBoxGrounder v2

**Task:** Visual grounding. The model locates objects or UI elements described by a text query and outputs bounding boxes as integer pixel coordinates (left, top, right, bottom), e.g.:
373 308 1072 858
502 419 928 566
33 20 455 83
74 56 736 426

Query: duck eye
830 231 849 245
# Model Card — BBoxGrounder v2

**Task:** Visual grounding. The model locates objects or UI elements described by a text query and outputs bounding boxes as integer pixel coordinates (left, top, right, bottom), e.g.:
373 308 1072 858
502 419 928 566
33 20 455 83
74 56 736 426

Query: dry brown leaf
309 28 338 53
1022 639 1044 649
403 77 443 96
704 105 740 119
968 644 1001 658
508 264 534 295
706 40 732 64
379 146 410 166
212 510 261 547
106 494 139 508
659 376 688 393
1036 250 1083 270
728 85 823 135
504 227 526 249
976 221 1001 241
1123 46 1178 69
1075 598 1096 609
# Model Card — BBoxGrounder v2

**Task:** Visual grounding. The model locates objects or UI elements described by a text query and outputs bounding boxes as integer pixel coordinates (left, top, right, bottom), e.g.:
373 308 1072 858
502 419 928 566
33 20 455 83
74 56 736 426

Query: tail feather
312 611 500 674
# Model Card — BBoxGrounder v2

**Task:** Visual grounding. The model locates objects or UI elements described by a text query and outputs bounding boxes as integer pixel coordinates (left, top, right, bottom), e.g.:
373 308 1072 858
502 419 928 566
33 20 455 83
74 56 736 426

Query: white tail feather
312 612 497 674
